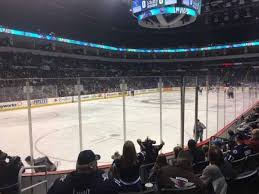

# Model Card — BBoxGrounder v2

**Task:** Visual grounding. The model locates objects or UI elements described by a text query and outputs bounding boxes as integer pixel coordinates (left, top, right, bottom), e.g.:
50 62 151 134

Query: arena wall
0 86 242 112
0 87 174 111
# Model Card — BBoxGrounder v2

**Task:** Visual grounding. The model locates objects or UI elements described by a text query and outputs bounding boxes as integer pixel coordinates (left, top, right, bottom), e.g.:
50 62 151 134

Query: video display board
132 0 201 14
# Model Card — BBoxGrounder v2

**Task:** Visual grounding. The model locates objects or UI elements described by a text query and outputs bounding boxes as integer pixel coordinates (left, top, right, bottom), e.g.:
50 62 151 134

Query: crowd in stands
0 106 258 194
0 51 257 103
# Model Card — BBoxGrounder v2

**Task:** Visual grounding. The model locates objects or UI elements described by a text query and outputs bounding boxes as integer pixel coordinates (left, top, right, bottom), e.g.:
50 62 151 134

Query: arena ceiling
1 0 259 48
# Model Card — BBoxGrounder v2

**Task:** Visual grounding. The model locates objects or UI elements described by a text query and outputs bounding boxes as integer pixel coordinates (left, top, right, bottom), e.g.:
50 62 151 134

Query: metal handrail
18 165 48 194
0 183 19 191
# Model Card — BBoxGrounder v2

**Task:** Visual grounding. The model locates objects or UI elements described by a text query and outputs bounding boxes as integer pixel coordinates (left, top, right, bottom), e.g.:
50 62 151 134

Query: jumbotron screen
132 0 201 14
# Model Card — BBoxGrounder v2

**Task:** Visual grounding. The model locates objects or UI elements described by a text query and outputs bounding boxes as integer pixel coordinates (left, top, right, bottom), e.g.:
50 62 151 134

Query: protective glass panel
197 75 209 139
207 76 219 137
184 76 197 143
217 79 225 131
30 78 78 170
0 79 30 164
124 77 160 153
225 85 236 126
162 76 181 151
80 77 123 165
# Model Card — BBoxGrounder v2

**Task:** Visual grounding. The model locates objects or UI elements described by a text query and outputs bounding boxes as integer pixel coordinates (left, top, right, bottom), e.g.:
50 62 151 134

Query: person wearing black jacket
157 151 204 193
225 133 253 161
0 150 24 194
48 150 118 194
137 137 164 164
25 156 57 172
188 139 205 164
110 141 146 193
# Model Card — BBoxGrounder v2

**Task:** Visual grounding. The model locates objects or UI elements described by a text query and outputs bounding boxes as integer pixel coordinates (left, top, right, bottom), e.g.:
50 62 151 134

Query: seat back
230 157 246 173
139 163 155 184
245 153 259 171
192 161 209 175
119 189 158 194
167 158 176 166
227 170 259 194
160 186 200 194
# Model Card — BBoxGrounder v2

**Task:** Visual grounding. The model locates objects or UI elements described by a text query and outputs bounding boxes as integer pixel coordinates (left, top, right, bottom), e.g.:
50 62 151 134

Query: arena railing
18 165 48 194
164 100 259 159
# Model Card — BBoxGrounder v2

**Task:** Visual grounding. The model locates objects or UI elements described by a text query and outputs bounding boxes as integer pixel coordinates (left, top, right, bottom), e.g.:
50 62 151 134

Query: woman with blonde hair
110 140 145 192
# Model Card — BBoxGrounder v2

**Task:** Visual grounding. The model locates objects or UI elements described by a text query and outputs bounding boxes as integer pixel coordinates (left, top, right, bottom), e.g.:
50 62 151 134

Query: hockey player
193 119 206 142
198 86 203 95
227 87 234 99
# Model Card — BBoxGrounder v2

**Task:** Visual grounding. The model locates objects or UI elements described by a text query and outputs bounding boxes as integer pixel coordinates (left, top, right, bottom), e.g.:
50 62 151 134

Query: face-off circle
141 98 194 105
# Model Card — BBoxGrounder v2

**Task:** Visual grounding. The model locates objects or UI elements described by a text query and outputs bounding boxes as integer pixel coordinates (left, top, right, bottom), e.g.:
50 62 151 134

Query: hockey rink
0 89 254 170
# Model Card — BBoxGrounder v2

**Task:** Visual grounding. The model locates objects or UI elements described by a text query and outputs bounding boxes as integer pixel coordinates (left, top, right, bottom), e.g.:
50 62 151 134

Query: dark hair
188 139 197 150
121 141 137 167
208 146 223 166
228 130 235 136
25 156 31 162
176 151 192 170
0 150 7 160
156 154 168 167
202 145 209 154
174 146 183 159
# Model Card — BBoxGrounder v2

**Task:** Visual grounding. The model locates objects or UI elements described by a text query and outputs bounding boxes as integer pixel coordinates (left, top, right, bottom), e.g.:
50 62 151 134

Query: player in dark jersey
48 150 118 194
130 89 135 96
227 87 234 99
198 86 203 95
225 133 253 161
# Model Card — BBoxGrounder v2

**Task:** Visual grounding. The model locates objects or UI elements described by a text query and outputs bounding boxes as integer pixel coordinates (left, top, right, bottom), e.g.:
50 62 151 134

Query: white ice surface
0 89 254 170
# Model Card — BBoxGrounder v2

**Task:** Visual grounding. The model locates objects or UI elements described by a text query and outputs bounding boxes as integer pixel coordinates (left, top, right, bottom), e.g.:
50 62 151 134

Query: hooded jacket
48 169 118 194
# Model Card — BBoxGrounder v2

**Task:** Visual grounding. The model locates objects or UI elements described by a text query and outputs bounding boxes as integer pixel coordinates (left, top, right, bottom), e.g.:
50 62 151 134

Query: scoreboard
132 0 201 15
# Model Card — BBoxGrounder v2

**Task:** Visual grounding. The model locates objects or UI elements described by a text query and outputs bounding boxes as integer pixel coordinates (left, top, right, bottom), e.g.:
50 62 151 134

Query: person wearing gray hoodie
201 146 227 194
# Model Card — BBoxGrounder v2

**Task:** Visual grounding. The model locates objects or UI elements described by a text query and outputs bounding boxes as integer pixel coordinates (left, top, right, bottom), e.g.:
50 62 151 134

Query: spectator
188 139 205 164
157 151 204 192
48 150 117 194
200 147 228 194
25 156 57 172
208 145 237 180
137 137 164 164
110 140 145 193
0 151 24 194
0 150 7 160
173 146 183 159
227 130 236 150
168 146 183 166
247 128 259 153
225 133 253 161
202 145 209 161
111 151 121 160
148 154 168 182
246 111 259 123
